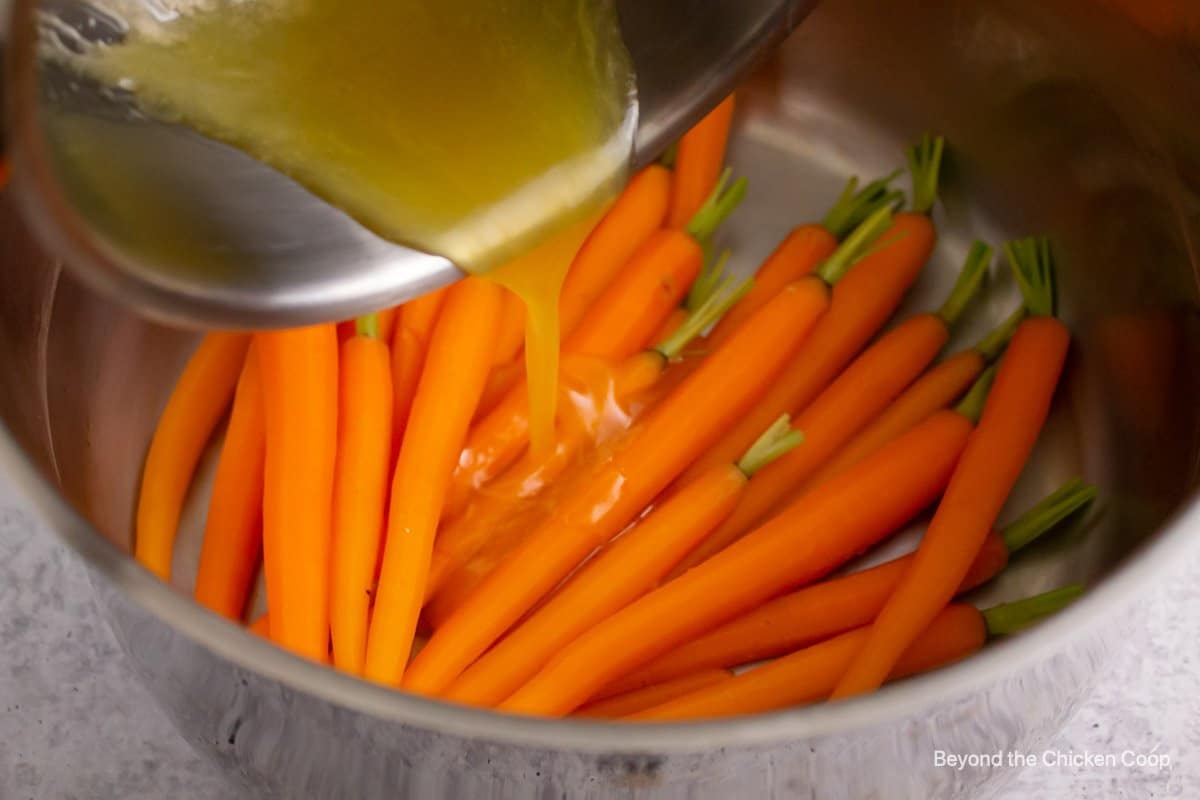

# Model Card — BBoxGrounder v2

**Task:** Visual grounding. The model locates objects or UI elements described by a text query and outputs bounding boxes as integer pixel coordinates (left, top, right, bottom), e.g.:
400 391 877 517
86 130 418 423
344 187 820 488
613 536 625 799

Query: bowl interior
1 0 1198 724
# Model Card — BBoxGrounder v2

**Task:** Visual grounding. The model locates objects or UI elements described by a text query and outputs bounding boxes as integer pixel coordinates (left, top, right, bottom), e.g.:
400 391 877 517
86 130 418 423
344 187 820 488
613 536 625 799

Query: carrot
446 173 746 515
194 346 265 620
406 269 840 695
363 278 504 687
497 408 972 716
805 306 1024 489
442 415 803 707
249 613 270 638
675 242 992 571
136 332 250 581
667 94 736 228
492 289 527 367
631 587 1082 720
576 669 733 719
391 288 448 439
425 274 750 601
257 324 339 661
565 171 744 358
704 171 902 345
374 307 399 344
676 136 946 486
466 165 673 424
832 237 1069 699
603 479 1095 697
651 306 689 344
472 359 528 422
329 315 394 675
559 164 673 337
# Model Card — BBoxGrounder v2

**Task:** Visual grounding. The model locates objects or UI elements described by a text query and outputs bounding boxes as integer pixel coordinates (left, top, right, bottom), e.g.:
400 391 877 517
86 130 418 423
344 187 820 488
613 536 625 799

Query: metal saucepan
0 0 1198 797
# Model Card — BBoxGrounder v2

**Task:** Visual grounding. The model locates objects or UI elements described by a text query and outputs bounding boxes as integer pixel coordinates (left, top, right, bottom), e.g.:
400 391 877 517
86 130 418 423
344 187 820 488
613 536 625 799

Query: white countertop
1 471 1196 799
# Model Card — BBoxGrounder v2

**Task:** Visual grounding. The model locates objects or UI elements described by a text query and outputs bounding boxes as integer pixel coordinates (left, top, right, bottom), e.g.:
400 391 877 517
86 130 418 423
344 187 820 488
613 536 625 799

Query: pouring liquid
78 0 637 448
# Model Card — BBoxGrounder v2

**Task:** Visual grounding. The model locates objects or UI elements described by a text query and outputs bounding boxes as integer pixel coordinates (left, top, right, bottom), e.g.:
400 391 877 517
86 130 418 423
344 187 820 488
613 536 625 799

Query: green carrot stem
1005 236 1057 317
953 364 997 424
815 203 894 287
356 313 379 339
982 585 1084 636
974 306 1027 363
906 133 946 215
685 247 730 312
1001 479 1098 553
657 272 753 361
685 168 748 244
822 169 905 240
736 414 804 478
936 241 993 328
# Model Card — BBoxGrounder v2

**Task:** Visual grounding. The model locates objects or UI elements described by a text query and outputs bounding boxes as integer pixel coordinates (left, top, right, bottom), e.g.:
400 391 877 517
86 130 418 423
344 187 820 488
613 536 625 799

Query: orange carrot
559 164 673 337
603 479 1094 697
631 587 1082 720
406 276 834 695
674 242 991 570
806 306 1024 489
329 315 395 675
427 276 749 601
492 289 527 367
651 307 688 344
676 136 945 486
833 237 1069 699
704 171 902 346
375 307 399 344
446 174 747 514
466 165 674 424
136 332 250 581
576 669 733 719
391 288 448 438
194 346 265 620
363 278 504 687
338 308 396 344
249 613 270 638
564 172 744 358
667 94 736 228
498 409 972 716
257 324 339 661
442 415 802 707
472 360 528 422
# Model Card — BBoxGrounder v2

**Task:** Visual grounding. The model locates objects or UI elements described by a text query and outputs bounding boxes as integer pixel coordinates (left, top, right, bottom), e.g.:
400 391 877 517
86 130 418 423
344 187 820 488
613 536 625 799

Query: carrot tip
661 266 751 361
905 133 946 215
737 413 804 477
974 305 1027 363
822 169 905 241
816 203 894 286
685 169 747 244
356 313 379 339
1001 479 1098 553
981 584 1083 635
1005 236 1058 317
952 364 997 424
937 241 993 328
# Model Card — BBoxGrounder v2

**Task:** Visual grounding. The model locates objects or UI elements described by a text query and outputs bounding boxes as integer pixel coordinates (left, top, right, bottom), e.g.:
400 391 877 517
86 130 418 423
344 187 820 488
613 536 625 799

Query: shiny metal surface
0 0 1199 797
4 0 813 329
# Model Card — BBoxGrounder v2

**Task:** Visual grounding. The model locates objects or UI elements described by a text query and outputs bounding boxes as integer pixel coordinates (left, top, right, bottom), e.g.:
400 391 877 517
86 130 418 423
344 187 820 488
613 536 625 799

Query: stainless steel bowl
2 0 1199 797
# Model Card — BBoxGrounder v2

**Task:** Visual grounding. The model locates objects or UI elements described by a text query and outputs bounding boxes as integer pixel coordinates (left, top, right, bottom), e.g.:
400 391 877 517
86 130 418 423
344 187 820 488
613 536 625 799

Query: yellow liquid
78 0 636 447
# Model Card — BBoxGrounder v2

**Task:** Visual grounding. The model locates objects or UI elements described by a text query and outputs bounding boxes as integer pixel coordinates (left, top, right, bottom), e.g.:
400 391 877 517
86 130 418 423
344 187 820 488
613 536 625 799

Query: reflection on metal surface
6 0 813 328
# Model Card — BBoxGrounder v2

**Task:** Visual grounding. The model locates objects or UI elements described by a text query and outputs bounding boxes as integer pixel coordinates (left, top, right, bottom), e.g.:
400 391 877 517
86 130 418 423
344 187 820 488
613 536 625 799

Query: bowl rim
4 419 1199 753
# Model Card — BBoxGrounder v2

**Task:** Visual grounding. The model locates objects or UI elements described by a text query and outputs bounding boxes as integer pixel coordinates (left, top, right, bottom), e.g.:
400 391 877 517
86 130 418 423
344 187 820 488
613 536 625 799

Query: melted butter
75 0 636 444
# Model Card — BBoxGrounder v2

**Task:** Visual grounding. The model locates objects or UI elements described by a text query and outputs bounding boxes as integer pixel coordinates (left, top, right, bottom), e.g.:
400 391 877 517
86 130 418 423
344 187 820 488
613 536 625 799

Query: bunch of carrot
135 98 1088 721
